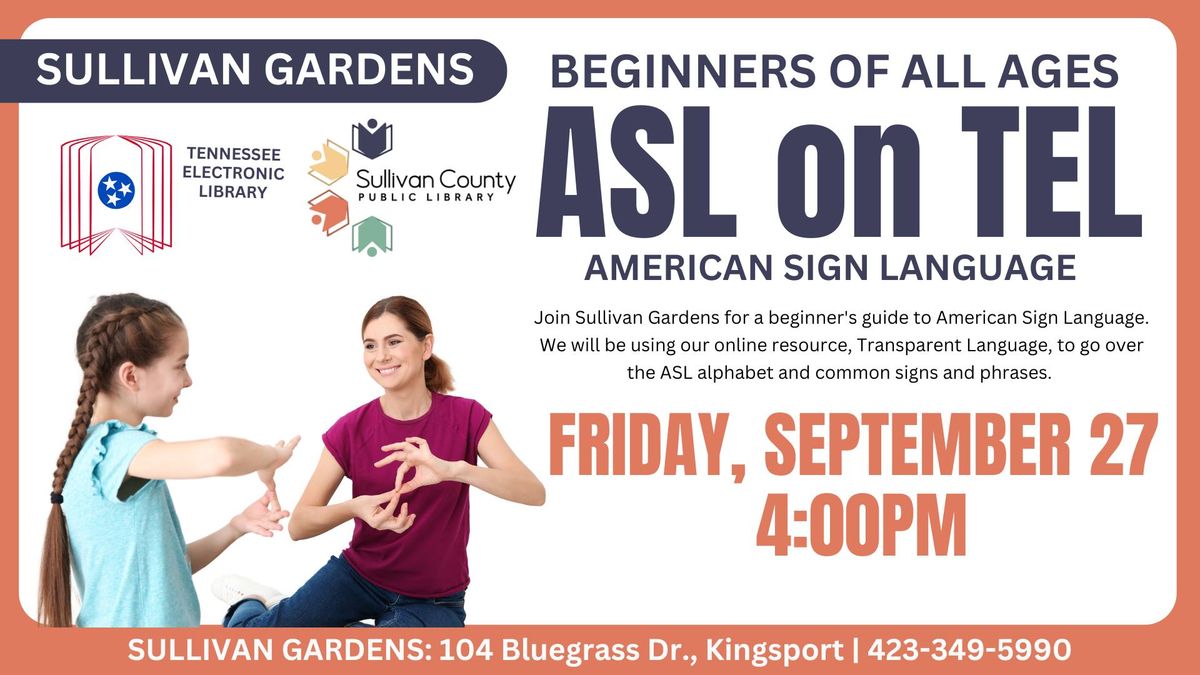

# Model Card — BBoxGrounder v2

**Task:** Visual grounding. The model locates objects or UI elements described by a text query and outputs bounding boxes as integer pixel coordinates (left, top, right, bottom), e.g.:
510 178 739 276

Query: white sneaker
211 574 284 609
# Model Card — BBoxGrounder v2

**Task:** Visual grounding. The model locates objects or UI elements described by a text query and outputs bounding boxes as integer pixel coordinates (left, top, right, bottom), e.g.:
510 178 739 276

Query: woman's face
363 313 432 391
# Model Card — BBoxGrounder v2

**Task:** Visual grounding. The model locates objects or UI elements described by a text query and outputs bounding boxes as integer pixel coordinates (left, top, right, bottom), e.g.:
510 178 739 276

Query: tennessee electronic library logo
306 117 394 257
60 135 173 255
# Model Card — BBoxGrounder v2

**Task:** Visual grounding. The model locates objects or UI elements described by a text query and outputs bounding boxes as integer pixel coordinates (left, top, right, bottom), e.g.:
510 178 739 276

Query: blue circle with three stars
97 171 136 210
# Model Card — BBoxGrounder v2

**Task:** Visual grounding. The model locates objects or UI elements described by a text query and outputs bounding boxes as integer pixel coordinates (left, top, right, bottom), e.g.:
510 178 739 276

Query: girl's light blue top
61 420 200 627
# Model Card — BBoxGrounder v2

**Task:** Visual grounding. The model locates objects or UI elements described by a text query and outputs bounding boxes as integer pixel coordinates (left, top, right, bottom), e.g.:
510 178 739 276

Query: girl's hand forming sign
230 490 290 537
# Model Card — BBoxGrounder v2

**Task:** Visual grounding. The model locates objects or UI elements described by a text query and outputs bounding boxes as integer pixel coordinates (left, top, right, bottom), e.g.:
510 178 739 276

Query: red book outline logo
60 135 174 255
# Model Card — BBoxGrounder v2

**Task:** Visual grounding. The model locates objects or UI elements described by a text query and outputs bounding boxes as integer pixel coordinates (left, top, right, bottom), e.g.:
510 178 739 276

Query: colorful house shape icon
351 216 393 257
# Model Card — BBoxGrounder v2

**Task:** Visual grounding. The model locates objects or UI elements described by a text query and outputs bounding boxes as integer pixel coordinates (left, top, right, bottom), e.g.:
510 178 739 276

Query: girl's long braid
38 303 162 627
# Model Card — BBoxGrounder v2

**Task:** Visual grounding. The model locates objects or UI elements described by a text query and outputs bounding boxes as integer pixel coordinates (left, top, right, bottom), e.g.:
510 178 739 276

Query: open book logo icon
60 135 173 255
351 118 393 159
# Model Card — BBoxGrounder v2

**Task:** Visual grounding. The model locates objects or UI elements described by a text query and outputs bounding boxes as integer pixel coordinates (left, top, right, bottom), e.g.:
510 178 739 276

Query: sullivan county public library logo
305 117 394 257
60 135 173 255
305 115 518 257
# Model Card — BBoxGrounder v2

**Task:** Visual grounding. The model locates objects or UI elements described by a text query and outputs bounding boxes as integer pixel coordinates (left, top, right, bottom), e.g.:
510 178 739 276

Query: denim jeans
223 554 467 628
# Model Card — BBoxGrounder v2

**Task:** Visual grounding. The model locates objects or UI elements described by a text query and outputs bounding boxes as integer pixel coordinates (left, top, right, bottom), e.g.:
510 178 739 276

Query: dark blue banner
0 40 507 102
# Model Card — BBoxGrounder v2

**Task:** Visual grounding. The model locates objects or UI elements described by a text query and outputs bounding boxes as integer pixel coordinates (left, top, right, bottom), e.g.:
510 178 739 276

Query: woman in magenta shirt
217 296 545 627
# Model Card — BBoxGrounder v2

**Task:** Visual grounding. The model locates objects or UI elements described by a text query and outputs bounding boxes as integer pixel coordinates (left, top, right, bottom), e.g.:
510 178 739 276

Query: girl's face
133 329 192 418
363 313 432 391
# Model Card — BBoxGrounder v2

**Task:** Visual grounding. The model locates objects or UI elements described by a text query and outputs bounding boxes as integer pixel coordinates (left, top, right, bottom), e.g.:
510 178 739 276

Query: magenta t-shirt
322 392 492 597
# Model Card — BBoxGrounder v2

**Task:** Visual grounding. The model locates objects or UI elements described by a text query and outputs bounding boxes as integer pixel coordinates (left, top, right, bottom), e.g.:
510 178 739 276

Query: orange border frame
3 3 1192 673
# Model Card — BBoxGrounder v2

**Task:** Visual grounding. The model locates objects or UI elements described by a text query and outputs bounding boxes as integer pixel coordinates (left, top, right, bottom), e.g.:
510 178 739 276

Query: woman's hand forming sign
376 436 458 495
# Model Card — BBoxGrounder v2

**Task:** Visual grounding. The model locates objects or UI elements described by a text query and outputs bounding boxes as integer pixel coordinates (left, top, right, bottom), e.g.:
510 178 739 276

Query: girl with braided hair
38 293 299 627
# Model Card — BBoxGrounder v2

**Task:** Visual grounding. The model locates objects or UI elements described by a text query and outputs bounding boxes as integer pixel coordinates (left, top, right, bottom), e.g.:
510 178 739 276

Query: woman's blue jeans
223 554 466 628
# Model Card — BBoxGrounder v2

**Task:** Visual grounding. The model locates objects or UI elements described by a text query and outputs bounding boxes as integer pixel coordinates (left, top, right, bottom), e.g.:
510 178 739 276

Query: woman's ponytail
424 354 454 394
